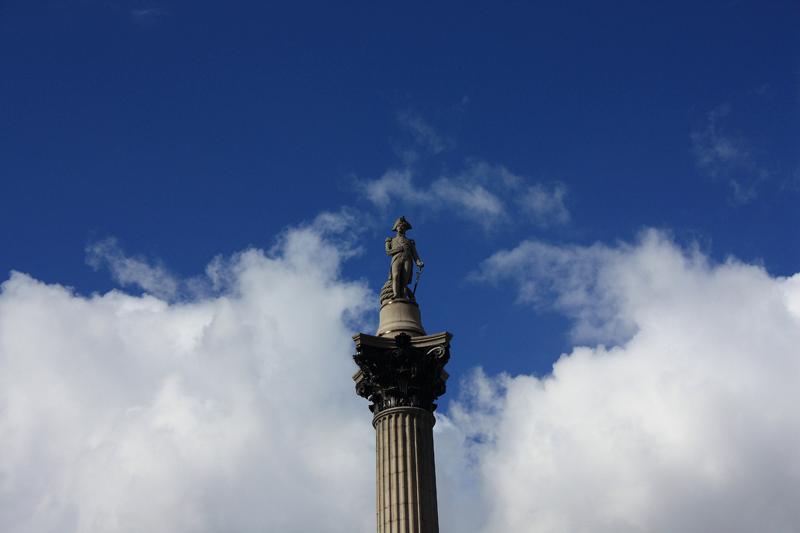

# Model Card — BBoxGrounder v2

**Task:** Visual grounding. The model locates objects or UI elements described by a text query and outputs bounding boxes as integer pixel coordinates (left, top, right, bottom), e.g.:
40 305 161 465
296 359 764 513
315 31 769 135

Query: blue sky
2 1 797 379
1 3 800 532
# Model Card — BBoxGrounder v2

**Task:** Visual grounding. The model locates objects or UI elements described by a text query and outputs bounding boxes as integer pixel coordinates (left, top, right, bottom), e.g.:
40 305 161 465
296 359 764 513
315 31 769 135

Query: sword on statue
412 264 423 296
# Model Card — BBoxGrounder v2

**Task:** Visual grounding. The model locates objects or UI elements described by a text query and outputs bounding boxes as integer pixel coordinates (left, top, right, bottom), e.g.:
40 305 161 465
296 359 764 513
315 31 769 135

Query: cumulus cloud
86 238 180 300
458 230 800 532
691 103 770 203
6 217 800 533
361 161 569 229
474 236 637 344
1 214 376 533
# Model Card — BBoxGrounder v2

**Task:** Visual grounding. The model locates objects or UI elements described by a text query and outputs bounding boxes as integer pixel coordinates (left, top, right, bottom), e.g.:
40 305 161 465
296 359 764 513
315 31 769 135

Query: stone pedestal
353 331 451 533
377 298 425 338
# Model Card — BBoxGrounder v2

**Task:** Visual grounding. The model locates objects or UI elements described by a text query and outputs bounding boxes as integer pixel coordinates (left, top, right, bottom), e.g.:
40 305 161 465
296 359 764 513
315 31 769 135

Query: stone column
353 331 451 533
374 407 438 533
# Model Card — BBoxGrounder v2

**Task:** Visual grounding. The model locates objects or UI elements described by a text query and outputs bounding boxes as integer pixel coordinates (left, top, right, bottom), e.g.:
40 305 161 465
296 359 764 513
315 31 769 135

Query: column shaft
374 407 439 533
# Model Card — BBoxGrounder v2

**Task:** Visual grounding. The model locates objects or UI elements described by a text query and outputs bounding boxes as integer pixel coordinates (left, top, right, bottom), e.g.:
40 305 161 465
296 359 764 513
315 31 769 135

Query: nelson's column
352 216 451 533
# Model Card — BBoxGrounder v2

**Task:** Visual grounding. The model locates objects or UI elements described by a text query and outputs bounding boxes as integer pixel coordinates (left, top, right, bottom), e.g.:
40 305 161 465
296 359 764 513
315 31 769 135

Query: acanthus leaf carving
353 333 450 414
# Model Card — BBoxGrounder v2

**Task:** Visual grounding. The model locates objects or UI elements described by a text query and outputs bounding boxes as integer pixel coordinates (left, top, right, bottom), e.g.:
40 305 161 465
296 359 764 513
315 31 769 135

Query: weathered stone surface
353 332 450 415
377 298 425 337
380 216 424 305
373 407 439 533
354 219 448 533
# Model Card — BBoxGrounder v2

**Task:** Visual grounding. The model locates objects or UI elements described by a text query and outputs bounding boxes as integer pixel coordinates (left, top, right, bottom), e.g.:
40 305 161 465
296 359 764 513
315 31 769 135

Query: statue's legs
391 259 414 299
391 260 404 299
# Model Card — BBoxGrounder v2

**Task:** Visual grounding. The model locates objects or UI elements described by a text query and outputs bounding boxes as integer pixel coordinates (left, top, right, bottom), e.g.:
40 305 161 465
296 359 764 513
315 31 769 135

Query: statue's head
392 216 412 233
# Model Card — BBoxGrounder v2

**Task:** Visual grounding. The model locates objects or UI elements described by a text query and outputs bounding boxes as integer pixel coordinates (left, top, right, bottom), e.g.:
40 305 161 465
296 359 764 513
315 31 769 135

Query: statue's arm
385 237 393 256
410 240 424 268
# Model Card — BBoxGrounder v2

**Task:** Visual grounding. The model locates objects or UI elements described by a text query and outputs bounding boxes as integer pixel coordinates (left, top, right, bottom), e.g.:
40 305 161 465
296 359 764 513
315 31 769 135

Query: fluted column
353 331 451 533
374 407 438 533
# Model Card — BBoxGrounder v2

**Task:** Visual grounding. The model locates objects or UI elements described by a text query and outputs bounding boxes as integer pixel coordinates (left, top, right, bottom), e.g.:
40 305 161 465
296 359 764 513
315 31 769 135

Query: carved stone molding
353 331 451 415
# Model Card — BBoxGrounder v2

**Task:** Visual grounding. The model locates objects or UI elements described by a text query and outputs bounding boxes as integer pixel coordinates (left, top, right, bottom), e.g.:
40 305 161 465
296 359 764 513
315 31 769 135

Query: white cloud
1 215 376 533
362 167 505 226
362 168 429 208
397 111 455 155
474 236 632 344
458 230 800 532
691 103 769 203
361 161 569 229
86 238 180 300
362 112 571 229
8 216 800 533
430 178 506 219
130 7 167 25
517 183 570 227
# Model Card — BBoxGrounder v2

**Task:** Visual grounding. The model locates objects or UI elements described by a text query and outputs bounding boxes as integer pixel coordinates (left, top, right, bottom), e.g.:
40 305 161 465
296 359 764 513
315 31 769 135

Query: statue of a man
380 216 424 302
